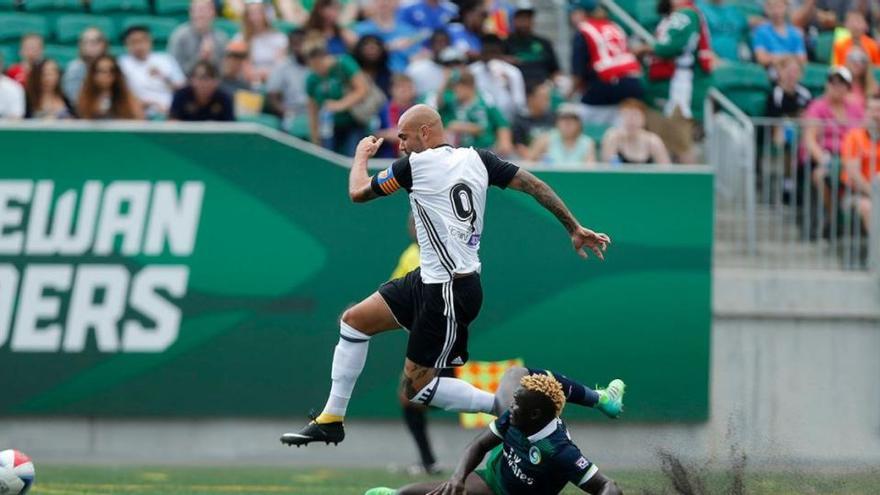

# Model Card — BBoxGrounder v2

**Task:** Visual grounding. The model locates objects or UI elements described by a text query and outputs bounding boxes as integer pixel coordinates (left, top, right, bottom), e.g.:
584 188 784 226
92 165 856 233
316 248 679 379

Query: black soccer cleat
280 413 345 447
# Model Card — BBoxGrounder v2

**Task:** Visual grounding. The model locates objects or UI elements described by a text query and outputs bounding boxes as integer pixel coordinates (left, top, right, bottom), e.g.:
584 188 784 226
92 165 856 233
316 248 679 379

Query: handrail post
599 0 657 44
705 89 757 256
871 176 880 273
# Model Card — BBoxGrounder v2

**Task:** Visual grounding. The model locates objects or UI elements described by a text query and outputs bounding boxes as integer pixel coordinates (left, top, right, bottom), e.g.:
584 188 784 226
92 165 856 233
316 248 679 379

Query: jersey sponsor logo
576 456 589 469
0 180 203 353
502 447 536 486
448 225 472 244
529 446 542 465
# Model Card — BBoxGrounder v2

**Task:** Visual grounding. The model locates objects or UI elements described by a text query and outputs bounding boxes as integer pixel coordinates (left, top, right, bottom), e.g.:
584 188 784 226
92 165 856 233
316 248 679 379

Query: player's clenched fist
355 136 384 158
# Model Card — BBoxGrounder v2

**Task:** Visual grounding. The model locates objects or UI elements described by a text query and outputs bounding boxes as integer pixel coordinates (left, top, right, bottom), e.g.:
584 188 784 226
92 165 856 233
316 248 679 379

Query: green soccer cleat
596 379 626 419
364 488 397 495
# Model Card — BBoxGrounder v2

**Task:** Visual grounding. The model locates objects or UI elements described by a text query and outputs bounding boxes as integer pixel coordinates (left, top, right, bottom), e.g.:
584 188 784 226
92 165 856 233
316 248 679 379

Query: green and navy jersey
484 411 597 495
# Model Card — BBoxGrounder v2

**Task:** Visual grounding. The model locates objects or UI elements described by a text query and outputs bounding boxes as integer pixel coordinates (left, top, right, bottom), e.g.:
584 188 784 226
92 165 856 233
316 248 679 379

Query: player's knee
340 307 359 328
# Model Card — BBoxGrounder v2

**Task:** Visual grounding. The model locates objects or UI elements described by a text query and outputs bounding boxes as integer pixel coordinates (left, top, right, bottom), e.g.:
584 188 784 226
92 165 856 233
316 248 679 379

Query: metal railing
600 0 657 45
706 93 879 271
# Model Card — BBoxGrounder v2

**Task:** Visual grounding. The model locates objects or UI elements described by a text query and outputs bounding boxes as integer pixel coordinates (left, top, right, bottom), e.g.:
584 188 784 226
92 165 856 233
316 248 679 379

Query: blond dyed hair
520 373 566 416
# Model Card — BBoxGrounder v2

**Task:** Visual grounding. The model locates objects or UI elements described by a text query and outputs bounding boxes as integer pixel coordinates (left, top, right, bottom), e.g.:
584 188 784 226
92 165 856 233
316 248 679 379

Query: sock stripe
339 334 369 343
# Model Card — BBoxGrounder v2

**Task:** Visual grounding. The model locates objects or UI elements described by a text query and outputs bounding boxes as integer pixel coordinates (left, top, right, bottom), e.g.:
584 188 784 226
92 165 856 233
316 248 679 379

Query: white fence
706 91 880 271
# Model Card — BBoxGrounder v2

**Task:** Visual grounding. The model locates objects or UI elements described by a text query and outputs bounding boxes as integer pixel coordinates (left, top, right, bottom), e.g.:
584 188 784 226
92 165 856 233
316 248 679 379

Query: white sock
321 321 371 417
412 377 495 414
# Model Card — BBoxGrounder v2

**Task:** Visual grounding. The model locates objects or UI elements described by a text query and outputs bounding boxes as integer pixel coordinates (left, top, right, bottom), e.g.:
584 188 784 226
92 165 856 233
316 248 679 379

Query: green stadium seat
43 42 78 67
710 62 770 116
815 31 834 64
801 62 830 95
583 123 609 144
89 0 149 15
55 14 116 44
22 0 83 12
272 20 297 34
119 16 180 43
729 0 763 18
0 43 17 64
238 113 281 129
154 0 190 16
108 43 125 56
726 89 767 117
213 18 239 39
0 13 50 41
712 61 771 91
632 0 660 31
615 0 659 31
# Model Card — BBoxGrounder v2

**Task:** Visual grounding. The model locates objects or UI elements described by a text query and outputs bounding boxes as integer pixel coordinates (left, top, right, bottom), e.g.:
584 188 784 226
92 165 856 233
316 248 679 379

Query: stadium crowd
0 0 878 210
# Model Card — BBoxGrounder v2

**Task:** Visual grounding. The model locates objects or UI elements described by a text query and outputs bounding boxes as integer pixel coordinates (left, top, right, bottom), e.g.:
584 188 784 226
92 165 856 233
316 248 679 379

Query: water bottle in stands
320 110 334 141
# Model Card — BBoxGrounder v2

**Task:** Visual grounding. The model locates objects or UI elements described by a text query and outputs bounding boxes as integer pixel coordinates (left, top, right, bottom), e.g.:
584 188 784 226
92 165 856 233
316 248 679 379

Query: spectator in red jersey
25 59 76 119
569 0 643 125
78 55 144 120
6 34 44 85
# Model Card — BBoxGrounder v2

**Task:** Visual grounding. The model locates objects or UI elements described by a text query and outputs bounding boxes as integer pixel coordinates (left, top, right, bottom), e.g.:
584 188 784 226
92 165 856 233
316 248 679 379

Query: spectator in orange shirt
831 10 880 66
840 95 880 233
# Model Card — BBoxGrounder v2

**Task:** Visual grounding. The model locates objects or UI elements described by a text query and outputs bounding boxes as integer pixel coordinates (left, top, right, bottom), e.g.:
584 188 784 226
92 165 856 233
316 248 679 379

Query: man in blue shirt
752 0 807 69
354 0 423 72
365 373 623 495
448 3 488 58
398 0 459 33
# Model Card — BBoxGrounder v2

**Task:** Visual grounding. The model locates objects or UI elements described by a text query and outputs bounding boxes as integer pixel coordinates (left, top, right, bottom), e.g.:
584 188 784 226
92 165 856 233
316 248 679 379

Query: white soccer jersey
372 146 520 283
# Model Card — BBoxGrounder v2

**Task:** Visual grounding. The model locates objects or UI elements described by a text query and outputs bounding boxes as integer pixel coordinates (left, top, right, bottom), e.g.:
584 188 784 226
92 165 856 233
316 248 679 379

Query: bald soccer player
281 105 613 447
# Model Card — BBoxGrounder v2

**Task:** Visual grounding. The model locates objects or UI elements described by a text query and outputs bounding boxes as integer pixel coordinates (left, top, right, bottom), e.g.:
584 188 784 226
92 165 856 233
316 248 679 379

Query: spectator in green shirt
437 69 513 155
303 33 370 156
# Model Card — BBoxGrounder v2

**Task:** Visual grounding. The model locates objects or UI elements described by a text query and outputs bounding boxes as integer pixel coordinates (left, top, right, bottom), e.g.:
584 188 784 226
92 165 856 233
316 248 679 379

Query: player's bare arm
348 136 385 203
427 429 501 495
507 168 611 260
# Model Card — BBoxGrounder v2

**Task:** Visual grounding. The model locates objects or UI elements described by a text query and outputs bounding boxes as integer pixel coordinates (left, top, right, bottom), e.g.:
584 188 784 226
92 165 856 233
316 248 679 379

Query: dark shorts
378 268 483 369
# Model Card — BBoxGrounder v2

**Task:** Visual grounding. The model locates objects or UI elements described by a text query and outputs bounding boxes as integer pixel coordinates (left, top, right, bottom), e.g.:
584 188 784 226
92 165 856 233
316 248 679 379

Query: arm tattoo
509 169 579 233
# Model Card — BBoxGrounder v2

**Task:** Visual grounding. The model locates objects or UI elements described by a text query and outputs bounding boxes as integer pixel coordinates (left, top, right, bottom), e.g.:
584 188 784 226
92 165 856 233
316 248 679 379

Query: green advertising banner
0 126 712 421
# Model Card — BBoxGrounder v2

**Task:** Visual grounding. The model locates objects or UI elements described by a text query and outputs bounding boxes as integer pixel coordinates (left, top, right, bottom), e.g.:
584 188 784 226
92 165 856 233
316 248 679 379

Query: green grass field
29 466 880 495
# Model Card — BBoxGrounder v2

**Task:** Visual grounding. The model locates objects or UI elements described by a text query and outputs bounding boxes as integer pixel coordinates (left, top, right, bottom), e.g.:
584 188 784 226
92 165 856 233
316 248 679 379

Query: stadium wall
0 123 712 422
2 125 878 469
